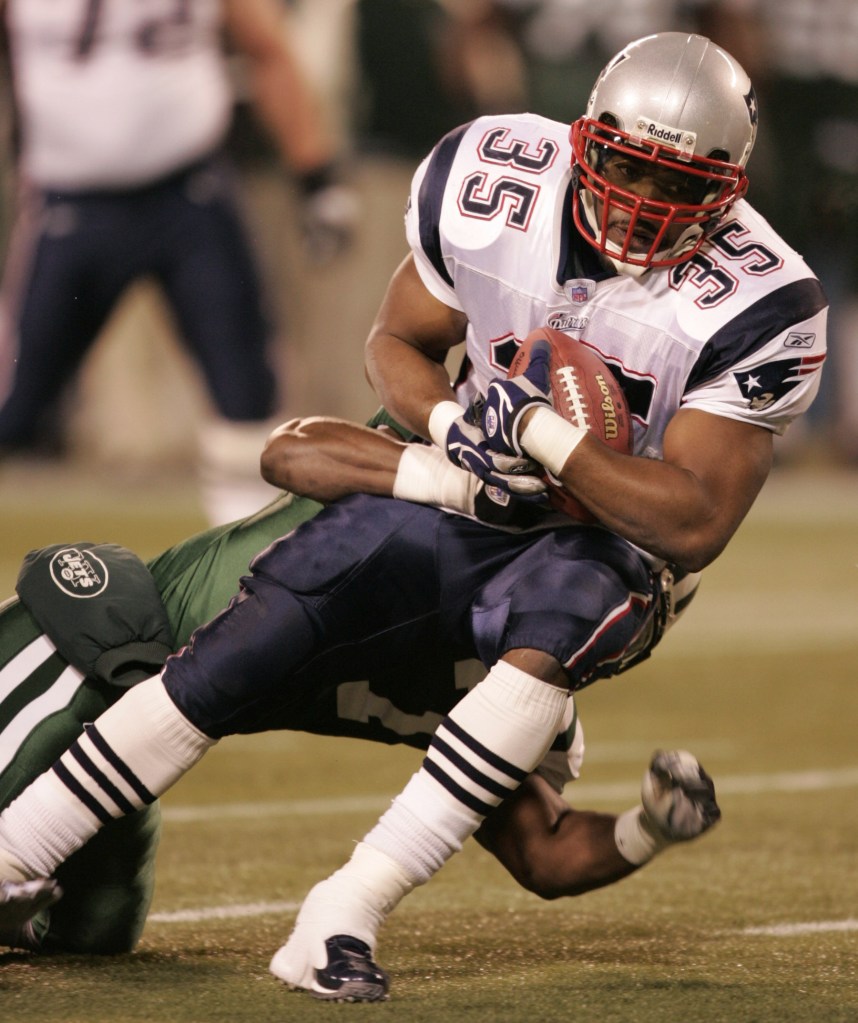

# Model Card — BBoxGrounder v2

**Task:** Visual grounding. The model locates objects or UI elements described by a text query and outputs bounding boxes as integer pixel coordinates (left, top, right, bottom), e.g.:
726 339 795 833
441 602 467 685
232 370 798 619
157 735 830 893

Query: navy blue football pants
163 495 658 740
0 153 276 446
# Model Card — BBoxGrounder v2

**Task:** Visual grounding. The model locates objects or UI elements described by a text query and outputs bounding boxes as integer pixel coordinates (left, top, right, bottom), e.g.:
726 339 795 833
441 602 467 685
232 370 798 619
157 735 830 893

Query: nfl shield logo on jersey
564 279 594 305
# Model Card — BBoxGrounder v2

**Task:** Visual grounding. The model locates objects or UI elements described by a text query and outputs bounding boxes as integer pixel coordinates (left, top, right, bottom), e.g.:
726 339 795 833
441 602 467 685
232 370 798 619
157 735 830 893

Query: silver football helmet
571 33 758 274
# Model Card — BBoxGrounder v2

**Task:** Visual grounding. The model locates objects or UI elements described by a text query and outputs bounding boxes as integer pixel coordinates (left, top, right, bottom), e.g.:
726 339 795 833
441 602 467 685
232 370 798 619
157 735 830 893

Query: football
507 326 632 522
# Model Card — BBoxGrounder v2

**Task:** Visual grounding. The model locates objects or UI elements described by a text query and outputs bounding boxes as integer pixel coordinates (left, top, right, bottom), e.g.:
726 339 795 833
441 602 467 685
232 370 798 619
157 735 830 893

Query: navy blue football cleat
309 935 390 1002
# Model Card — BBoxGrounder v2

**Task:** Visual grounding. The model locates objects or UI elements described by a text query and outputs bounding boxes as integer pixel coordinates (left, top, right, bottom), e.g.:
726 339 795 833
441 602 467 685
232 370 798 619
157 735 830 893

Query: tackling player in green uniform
0 415 715 953
0 486 323 953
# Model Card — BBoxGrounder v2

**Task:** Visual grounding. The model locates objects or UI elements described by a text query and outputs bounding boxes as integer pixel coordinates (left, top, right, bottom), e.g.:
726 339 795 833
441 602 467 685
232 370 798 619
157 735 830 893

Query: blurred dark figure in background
725 0 858 463
0 0 357 523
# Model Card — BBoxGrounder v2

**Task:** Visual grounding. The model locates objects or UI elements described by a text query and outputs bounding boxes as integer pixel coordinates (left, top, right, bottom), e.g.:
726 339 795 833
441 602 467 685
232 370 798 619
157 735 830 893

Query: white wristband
428 400 464 450
392 444 477 513
614 806 669 866
519 406 587 478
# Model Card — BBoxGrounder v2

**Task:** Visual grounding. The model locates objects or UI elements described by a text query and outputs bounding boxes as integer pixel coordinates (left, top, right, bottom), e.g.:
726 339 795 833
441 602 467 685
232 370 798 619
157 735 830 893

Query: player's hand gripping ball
506 326 632 522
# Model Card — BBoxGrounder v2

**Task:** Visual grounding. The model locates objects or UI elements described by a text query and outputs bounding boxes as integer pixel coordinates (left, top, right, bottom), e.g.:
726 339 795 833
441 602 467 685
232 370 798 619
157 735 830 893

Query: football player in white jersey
276 31 827 998
0 412 712 954
0 0 356 523
0 32 826 1002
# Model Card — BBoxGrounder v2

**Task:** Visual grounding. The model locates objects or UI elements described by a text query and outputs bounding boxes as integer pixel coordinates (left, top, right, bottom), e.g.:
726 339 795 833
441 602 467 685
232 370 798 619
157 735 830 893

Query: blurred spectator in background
721 0 858 464
0 0 357 524
353 0 529 160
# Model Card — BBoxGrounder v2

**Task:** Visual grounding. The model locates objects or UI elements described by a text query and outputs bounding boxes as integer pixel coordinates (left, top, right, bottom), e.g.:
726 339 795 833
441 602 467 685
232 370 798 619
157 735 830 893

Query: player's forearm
475 777 636 899
246 53 336 173
518 407 772 572
551 439 732 570
227 0 336 174
261 416 486 516
261 418 403 501
364 256 469 439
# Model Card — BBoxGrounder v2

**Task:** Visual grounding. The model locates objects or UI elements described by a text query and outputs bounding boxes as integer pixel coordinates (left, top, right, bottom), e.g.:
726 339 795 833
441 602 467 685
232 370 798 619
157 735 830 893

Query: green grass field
1 460 856 1022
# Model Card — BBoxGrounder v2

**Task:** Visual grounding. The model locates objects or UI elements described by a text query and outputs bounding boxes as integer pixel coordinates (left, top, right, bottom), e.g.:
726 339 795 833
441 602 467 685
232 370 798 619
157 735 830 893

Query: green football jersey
148 492 323 649
0 491 325 952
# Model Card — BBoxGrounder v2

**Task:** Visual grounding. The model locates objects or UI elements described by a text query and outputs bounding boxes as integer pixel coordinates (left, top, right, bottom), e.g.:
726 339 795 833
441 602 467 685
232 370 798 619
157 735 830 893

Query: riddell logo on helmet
633 117 696 156
646 123 682 144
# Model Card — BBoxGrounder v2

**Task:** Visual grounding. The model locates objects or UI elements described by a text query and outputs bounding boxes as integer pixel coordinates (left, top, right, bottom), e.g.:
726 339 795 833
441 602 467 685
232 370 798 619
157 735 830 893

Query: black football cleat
309 934 390 1002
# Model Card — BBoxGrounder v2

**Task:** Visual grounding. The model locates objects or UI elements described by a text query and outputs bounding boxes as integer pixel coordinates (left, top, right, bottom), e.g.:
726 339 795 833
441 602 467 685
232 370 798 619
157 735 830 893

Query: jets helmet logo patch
49 547 109 598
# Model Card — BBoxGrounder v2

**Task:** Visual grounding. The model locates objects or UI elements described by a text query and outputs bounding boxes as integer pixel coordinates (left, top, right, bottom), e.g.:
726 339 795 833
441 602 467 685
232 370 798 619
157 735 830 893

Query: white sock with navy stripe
269 660 569 980
0 676 215 879
363 660 568 884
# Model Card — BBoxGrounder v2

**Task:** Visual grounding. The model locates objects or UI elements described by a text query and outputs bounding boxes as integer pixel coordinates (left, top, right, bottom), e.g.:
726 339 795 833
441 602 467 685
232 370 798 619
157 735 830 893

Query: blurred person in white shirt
0 0 357 522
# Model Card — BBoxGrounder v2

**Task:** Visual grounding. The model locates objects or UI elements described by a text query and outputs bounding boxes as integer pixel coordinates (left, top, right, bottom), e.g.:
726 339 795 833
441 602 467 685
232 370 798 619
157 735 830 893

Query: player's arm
475 775 636 899
364 255 545 495
261 417 407 502
364 254 469 441
223 0 336 174
223 0 356 261
260 415 547 529
516 403 772 571
476 750 720 900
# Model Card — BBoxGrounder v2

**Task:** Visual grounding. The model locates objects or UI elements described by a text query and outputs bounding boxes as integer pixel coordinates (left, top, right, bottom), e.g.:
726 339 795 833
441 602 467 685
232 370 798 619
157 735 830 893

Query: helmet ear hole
708 148 728 162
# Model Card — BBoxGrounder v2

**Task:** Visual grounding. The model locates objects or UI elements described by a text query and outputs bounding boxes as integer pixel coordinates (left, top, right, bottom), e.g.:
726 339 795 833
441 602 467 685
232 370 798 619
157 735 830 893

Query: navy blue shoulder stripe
685 277 827 394
417 121 473 289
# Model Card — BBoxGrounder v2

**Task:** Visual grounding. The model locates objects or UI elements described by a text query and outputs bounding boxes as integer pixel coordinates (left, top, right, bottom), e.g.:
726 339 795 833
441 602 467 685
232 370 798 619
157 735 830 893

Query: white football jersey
7 0 233 189
406 113 828 458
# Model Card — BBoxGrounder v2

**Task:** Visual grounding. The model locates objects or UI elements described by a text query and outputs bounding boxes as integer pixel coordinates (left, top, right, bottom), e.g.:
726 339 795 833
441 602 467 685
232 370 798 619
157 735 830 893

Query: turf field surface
1 460 856 1022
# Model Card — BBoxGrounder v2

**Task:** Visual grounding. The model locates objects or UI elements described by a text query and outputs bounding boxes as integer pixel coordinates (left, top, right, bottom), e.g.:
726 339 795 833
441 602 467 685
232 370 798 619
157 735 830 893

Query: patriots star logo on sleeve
734 353 825 411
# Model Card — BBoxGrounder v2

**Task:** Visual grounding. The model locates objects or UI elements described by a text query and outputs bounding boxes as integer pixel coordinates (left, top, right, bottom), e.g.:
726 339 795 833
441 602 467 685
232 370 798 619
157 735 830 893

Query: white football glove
640 749 721 843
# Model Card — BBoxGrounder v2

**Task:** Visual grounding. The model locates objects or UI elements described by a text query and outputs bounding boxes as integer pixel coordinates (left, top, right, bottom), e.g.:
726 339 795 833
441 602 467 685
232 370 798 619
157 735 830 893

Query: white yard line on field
741 919 858 937
150 766 858 929
161 765 858 824
147 902 858 933
149 900 299 923
148 904 858 933
162 794 392 822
